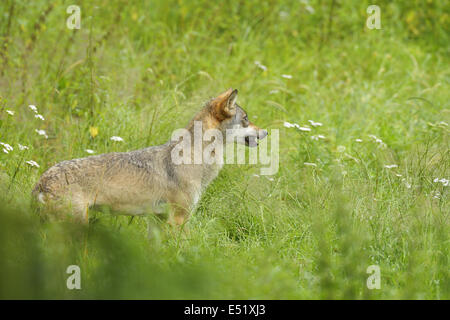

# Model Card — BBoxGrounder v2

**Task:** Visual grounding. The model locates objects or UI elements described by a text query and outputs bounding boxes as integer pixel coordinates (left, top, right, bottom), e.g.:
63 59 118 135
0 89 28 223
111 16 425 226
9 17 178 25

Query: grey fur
32 89 268 225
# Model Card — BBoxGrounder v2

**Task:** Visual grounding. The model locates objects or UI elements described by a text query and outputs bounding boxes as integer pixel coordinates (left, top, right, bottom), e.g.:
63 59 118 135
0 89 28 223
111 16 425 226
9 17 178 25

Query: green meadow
0 0 448 299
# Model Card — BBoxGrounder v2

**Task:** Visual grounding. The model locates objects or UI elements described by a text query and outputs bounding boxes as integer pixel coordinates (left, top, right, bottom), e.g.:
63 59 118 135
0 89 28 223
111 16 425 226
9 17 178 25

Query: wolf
32 89 268 226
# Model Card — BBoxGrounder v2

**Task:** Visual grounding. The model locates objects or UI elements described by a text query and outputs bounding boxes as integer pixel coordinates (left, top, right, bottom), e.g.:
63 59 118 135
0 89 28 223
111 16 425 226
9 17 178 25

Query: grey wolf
32 89 268 226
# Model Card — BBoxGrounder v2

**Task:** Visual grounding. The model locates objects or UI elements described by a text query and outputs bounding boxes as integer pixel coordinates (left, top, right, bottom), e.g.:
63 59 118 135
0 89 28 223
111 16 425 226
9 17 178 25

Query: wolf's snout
258 129 268 140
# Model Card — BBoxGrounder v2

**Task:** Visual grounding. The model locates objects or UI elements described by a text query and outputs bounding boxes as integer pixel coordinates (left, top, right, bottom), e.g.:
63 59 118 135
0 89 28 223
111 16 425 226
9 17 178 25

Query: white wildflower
295 124 311 132
311 135 325 141
434 178 449 187
6 110 14 116
308 120 322 127
26 160 40 168
281 74 293 79
369 135 387 148
35 114 45 121
28 105 38 113
110 136 124 142
355 139 363 142
85 149 95 154
283 121 296 128
283 122 312 132
35 129 48 139
254 61 267 72
384 164 398 169
0 142 13 151
0 142 13 154
18 144 29 151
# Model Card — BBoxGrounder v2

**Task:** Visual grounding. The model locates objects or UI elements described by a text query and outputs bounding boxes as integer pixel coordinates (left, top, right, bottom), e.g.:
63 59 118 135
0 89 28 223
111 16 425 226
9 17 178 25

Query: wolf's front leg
146 215 163 242
167 191 193 233
169 206 189 228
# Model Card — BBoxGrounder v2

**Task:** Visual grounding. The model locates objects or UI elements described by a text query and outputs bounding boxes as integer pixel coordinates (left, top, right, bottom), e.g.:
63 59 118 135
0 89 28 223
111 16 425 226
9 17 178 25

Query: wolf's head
209 88 268 147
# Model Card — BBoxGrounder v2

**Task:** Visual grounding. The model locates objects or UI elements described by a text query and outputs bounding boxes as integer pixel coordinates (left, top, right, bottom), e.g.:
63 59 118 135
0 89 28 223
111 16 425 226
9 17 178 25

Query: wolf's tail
31 181 52 222
32 181 47 204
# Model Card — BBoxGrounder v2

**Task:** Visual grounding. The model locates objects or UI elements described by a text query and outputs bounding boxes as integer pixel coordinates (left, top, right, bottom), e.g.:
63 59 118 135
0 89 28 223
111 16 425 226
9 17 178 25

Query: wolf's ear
212 88 238 118
224 89 238 115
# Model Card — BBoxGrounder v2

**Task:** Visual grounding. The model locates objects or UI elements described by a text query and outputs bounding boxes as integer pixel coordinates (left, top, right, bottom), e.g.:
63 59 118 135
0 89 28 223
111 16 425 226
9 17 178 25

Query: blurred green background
0 0 448 299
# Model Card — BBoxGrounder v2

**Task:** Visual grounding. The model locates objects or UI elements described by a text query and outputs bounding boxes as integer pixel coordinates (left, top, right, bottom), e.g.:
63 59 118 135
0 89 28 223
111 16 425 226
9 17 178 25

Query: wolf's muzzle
258 129 268 140
245 129 268 147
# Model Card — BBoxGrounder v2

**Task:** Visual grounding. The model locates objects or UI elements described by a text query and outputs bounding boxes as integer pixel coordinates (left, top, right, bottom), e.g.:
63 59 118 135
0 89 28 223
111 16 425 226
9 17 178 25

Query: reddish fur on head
211 88 238 120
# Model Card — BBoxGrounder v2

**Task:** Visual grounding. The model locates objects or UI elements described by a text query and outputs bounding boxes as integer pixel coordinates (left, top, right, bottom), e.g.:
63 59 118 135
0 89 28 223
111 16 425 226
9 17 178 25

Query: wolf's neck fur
165 104 224 190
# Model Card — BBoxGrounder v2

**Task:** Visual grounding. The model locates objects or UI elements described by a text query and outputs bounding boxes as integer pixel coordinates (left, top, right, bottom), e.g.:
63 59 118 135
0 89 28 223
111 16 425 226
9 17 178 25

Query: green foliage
0 0 448 299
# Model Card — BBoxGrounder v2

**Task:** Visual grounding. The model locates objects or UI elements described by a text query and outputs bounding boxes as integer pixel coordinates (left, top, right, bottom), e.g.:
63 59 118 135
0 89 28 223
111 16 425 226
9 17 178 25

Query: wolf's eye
242 116 249 127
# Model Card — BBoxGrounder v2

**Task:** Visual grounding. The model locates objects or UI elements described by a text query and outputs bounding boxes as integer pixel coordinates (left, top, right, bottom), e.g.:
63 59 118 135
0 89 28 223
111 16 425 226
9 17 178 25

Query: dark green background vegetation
0 0 448 299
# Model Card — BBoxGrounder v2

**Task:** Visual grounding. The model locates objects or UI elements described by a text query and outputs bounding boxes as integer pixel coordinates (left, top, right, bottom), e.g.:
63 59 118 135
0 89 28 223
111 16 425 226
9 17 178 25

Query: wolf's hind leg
38 189 89 224
63 186 90 224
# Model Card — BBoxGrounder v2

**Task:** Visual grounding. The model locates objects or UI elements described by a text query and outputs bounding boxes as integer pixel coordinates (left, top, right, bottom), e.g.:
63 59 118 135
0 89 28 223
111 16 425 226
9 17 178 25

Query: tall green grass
0 0 448 299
